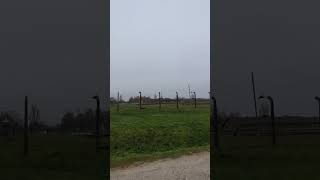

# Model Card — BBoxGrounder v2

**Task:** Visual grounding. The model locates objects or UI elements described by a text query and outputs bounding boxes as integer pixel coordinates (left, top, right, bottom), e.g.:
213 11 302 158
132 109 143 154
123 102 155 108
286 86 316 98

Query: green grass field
0 135 106 180
214 135 320 179
110 103 210 167
3 102 320 179
0 103 209 179
111 103 320 179
111 104 320 179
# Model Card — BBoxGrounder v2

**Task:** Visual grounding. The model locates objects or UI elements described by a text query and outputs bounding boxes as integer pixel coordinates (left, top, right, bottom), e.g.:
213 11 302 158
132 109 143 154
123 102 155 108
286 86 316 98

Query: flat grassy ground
3 103 320 179
214 135 320 179
0 135 106 180
111 103 320 179
0 103 210 179
110 103 210 167
112 104 320 179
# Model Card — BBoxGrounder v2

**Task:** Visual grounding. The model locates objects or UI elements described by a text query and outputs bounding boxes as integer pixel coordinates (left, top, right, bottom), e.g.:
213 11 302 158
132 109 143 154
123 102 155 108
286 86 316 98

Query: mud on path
111 151 210 180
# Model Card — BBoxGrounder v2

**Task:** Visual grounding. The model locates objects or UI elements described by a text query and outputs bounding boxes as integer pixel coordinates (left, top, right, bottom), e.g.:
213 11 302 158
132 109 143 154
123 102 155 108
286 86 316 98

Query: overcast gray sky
111 0 210 99
214 0 320 117
2 0 320 125
0 0 107 125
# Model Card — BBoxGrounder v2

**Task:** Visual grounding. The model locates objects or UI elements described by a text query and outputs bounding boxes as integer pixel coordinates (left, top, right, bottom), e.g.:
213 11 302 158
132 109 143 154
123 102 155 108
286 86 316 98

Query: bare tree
29 104 41 133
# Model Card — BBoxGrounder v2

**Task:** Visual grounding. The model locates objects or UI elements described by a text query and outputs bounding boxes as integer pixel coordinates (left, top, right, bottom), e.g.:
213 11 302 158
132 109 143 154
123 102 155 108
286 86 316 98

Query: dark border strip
106 0 110 179
210 0 215 179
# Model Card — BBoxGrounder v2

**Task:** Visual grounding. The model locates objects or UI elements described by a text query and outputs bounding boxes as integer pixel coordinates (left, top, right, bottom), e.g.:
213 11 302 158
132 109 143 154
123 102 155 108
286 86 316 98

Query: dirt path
111 152 210 180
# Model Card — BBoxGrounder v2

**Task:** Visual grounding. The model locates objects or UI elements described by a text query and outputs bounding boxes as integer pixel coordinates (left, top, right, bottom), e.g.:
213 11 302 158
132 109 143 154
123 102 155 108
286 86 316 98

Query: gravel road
111 151 210 180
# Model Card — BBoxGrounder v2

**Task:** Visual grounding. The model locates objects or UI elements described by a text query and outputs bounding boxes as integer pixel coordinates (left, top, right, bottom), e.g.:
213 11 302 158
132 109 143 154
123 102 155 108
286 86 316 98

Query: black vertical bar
105 0 110 177
210 0 215 178
24 96 29 156
139 92 142 110
159 92 161 110
117 92 120 112
251 72 258 118
176 92 179 110
194 92 197 109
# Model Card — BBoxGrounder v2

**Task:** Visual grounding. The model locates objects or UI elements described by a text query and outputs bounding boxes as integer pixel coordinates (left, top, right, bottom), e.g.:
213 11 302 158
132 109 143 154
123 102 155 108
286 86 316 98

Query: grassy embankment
110 103 210 167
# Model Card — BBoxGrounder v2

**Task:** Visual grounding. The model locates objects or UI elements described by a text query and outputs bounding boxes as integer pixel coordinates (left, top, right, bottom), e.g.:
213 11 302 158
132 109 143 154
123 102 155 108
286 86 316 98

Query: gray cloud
111 0 210 99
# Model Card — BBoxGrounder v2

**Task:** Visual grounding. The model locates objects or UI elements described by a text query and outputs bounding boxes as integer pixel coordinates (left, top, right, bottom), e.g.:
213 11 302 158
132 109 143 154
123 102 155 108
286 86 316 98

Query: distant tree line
110 95 125 104
0 106 48 135
59 109 107 133
109 95 210 104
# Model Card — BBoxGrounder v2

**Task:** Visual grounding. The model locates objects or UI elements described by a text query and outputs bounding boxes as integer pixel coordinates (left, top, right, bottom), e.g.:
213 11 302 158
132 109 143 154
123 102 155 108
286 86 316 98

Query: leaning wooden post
251 72 258 119
176 92 179 110
24 96 29 156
